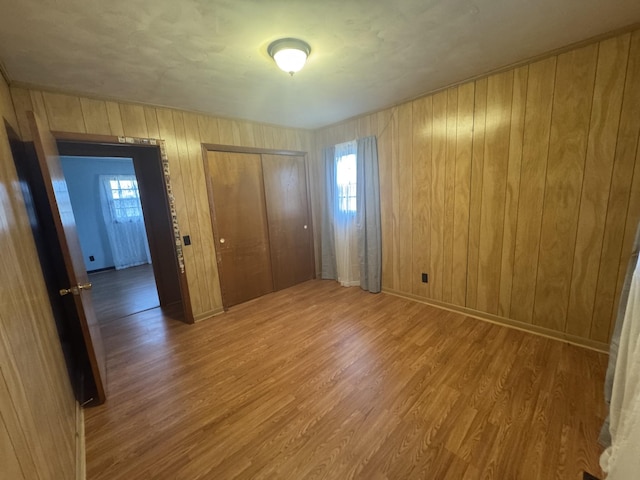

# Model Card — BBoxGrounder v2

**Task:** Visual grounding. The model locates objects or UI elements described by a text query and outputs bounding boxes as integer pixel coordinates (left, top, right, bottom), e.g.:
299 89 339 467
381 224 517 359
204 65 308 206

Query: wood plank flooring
85 280 606 479
89 264 159 322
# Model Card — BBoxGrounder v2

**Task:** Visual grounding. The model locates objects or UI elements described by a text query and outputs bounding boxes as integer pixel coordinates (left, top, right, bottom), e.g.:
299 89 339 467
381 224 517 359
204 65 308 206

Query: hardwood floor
89 264 159 322
85 280 606 479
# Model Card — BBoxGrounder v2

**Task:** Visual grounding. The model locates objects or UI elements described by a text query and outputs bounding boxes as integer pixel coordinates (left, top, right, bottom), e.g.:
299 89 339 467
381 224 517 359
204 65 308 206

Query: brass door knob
59 282 92 296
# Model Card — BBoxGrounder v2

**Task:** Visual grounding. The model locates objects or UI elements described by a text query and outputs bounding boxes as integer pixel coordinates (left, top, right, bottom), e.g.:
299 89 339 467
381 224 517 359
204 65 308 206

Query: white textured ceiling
1 0 639 129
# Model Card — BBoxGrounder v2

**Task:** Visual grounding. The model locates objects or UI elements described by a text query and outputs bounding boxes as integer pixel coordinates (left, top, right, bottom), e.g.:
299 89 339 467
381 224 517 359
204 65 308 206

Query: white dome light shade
268 38 311 75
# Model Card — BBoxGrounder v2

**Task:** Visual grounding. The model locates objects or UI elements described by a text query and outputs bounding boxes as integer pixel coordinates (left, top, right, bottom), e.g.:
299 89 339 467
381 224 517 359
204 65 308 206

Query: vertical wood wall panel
390 108 401 290
510 57 556 323
104 101 124 136
378 109 394 290
430 92 447 301
120 104 148 138
611 145 640 341
398 103 413 294
533 45 598 332
80 98 111 134
143 106 160 139
498 66 527 318
0 410 26 480
43 92 86 133
442 88 458 303
452 82 474 307
566 35 629 338
476 71 513 315
314 29 640 348
466 78 487 309
411 96 432 298
592 31 640 343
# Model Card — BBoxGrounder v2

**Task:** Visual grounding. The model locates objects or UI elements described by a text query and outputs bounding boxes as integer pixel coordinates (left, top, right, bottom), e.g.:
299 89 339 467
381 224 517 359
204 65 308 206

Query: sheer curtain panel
321 137 381 292
99 175 151 270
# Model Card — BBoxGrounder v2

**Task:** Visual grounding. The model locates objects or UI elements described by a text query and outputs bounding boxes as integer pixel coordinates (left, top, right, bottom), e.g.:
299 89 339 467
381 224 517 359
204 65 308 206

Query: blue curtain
320 145 337 280
356 136 381 293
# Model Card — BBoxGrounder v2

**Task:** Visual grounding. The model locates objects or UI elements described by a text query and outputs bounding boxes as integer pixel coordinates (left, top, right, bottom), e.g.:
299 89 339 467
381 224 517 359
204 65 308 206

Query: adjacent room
1 1 640 479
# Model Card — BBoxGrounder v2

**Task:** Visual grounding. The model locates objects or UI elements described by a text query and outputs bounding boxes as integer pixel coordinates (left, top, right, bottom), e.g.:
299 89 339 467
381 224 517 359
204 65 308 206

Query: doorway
60 155 161 322
57 140 190 321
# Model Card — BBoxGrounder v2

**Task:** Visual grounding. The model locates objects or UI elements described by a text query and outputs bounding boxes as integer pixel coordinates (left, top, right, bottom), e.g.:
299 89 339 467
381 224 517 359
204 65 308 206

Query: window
108 176 143 222
336 141 357 213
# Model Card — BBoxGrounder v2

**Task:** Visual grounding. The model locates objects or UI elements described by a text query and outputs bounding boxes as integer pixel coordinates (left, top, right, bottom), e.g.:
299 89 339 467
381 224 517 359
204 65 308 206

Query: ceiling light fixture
268 38 311 76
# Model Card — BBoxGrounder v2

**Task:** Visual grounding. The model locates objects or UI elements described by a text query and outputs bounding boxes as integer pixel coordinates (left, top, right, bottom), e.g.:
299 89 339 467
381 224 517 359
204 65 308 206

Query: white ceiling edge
1 0 639 129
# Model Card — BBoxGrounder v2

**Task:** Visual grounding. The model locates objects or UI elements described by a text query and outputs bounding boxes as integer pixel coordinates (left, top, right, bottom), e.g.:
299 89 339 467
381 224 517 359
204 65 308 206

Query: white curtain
600 259 640 478
321 138 381 292
99 175 151 270
333 140 360 287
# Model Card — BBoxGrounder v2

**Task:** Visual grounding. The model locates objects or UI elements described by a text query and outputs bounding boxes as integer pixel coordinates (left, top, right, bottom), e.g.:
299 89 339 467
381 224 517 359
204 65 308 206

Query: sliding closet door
206 151 273 307
262 154 315 290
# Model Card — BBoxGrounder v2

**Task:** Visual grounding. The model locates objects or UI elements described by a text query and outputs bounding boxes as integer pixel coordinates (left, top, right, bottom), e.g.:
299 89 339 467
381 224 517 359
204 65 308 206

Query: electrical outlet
89 255 95 262
421 273 428 283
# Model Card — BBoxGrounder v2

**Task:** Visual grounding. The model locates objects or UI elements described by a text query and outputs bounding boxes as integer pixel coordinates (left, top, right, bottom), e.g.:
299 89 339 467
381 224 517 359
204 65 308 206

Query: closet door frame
202 144 315 309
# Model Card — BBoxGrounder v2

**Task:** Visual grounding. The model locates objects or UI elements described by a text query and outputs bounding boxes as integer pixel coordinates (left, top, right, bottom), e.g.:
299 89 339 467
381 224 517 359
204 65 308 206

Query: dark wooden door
28 111 107 404
262 154 315 290
206 151 274 307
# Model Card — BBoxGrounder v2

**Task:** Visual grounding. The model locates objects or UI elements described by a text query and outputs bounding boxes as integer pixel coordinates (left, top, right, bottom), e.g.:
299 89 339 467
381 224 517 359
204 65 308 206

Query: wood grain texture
452 82 474 307
476 70 513 315
592 31 640 343
0 74 78 480
430 91 447 301
10 88 313 320
84 280 606 480
0 410 25 480
262 154 315 291
566 35 629 338
390 107 401 290
533 44 598 332
314 29 640 346
28 110 107 403
510 57 556 324
498 66 527 318
466 77 488 310
443 87 458 304
411 96 432 298
206 151 274 307
89 265 159 322
398 103 413 294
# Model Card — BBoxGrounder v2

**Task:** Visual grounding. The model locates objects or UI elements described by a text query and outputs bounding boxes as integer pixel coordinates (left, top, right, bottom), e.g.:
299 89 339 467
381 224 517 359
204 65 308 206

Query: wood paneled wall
0 77 78 477
314 30 640 349
10 88 315 320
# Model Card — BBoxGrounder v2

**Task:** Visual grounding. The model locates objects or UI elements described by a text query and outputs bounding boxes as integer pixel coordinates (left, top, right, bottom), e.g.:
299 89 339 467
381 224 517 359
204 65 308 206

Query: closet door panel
206 151 273 307
262 154 315 290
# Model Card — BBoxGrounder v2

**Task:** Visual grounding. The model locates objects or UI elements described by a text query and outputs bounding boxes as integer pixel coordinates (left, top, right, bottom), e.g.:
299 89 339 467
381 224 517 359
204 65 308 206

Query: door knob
220 238 225 244
59 282 92 296
303 225 308 229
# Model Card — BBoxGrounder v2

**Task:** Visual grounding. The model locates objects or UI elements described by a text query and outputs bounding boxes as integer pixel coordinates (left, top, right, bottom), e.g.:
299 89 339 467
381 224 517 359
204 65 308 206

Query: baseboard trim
75 401 85 480
382 288 609 354
194 307 225 322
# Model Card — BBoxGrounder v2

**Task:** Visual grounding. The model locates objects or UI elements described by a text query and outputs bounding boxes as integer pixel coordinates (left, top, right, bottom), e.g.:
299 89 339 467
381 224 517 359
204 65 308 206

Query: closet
205 150 314 307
